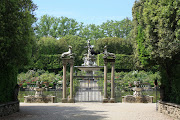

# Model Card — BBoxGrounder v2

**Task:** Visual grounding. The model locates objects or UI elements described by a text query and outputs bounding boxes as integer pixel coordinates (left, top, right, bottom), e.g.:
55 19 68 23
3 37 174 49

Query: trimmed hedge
97 54 134 70
161 63 180 104
0 66 17 103
32 54 62 70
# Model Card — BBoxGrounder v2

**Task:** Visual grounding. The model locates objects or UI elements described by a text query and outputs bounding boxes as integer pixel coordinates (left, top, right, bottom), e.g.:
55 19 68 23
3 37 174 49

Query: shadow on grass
1 105 107 120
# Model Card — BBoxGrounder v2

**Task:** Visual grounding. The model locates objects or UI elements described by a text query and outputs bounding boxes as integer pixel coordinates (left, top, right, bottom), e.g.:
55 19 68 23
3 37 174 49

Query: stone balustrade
158 101 180 119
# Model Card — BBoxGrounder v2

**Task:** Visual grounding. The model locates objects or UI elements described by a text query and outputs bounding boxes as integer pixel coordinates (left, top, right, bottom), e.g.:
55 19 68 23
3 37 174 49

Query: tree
100 18 132 38
0 0 37 103
132 0 180 103
35 15 80 39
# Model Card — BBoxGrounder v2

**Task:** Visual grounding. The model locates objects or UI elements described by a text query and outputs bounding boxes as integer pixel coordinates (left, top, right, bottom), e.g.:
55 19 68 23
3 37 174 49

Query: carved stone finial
103 46 116 58
61 45 74 58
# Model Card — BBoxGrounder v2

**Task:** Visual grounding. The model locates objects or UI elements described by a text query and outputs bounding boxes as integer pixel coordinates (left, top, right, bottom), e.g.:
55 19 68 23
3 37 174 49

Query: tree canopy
0 0 37 103
0 0 37 68
132 0 180 103
35 15 132 40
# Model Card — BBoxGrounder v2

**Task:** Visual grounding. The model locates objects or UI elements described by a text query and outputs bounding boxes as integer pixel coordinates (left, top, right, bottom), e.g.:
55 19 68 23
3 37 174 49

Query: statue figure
103 46 116 58
61 45 73 58
13 84 19 101
36 81 42 88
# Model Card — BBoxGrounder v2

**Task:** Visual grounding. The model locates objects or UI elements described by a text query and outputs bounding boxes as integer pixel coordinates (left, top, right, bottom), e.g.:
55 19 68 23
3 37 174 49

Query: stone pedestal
62 98 68 103
68 98 75 103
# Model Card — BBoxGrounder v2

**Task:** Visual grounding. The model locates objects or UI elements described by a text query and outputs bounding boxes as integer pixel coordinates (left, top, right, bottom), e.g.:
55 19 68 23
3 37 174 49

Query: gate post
110 62 115 103
61 45 75 103
102 46 116 103
103 60 108 103
62 60 67 103
69 58 75 103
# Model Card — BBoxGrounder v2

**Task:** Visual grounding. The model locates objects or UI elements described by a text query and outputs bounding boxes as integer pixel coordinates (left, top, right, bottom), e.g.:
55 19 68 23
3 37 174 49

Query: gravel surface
1 103 173 120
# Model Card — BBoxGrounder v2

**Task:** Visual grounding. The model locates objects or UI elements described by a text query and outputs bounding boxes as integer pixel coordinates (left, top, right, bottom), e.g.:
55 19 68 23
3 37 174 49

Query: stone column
69 59 75 103
62 60 67 103
103 61 108 103
110 62 115 103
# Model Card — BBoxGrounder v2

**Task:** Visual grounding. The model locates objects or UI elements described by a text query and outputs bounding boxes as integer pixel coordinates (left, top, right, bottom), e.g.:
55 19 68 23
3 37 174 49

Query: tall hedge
32 54 62 70
132 0 180 103
0 66 17 103
0 0 36 103
97 54 134 70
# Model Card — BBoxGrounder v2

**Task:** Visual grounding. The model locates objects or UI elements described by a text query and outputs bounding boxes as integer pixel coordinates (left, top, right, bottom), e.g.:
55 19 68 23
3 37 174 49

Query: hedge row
0 66 17 103
30 54 134 70
97 54 134 70
32 54 62 70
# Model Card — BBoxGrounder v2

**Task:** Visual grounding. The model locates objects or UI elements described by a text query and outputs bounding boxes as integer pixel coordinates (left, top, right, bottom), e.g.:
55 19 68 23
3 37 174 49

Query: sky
32 0 136 25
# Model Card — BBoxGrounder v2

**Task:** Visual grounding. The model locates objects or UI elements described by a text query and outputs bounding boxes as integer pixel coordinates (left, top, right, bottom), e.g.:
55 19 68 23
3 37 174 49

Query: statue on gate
103 46 116 59
61 45 74 58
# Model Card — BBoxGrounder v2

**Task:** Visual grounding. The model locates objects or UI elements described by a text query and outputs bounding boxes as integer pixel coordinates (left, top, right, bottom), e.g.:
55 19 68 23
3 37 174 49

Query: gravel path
1 103 173 120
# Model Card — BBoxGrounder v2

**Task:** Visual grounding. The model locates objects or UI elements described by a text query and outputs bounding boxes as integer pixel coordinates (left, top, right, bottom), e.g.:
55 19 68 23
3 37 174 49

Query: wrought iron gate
75 79 103 102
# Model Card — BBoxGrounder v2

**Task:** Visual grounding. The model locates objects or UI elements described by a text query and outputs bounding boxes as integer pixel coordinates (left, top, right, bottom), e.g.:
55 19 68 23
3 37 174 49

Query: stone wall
0 101 19 117
158 101 180 119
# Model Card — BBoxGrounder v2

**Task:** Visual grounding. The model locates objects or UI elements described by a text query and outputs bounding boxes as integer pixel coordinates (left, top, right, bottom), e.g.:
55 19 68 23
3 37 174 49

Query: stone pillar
103 62 108 103
110 62 115 103
68 60 75 103
62 60 67 103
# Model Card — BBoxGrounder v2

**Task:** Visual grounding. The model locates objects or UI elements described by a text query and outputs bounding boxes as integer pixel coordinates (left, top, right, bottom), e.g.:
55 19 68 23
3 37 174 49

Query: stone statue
103 46 116 58
36 81 42 88
61 45 73 58
13 84 19 101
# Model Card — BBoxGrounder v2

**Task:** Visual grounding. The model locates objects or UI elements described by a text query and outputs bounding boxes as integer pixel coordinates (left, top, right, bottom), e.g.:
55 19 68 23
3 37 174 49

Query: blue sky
33 0 136 25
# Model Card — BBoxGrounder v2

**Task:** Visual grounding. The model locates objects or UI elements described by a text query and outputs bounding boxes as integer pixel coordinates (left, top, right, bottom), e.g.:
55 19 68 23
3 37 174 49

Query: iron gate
75 79 103 102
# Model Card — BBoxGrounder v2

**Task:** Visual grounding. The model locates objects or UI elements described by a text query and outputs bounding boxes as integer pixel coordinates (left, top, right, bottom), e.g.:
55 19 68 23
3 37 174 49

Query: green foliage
0 0 37 68
0 0 36 103
39 71 56 82
36 15 80 38
32 54 62 70
97 54 134 70
0 66 17 103
100 18 132 38
37 37 68 55
94 37 133 55
132 0 180 103
35 15 132 40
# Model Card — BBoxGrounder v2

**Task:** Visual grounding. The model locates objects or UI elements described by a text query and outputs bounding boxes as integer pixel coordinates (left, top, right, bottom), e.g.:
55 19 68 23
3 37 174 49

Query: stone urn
133 87 142 97
133 81 142 97
34 88 45 97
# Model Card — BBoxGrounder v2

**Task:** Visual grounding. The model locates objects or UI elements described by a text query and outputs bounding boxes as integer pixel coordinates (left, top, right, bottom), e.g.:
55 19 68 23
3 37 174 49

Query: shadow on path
1 105 107 120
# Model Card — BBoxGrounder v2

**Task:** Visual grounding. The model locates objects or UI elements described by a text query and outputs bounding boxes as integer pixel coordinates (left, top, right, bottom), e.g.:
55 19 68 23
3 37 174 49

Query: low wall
158 101 180 119
0 101 19 117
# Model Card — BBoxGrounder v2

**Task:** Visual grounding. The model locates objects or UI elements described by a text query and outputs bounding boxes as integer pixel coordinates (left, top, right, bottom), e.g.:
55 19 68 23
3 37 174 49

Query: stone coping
158 101 180 119
159 101 180 108
0 101 19 117
0 101 19 107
